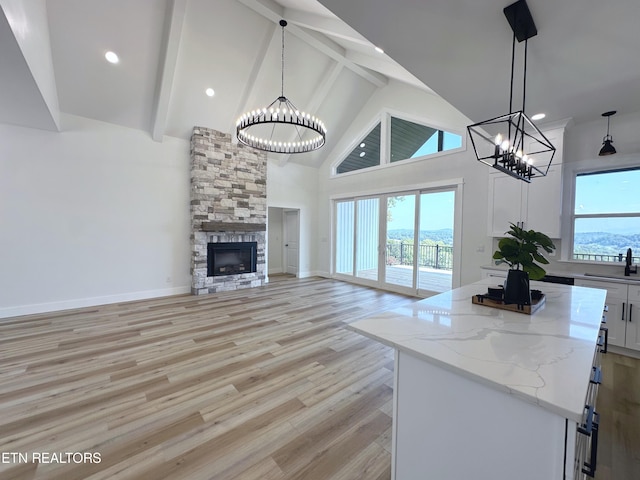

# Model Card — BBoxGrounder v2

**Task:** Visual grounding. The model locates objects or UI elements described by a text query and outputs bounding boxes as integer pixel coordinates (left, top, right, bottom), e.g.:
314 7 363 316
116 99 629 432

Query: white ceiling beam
283 9 372 49
290 26 386 88
236 0 285 22
237 0 387 88
229 21 278 139
345 50 433 93
277 61 344 166
151 0 187 142
0 1 60 131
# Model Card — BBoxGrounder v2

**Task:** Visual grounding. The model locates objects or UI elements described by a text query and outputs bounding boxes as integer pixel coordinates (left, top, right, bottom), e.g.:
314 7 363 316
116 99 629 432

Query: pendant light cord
509 32 515 115
280 21 286 99
522 38 528 115
508 23 530 154
516 37 528 152
508 31 516 143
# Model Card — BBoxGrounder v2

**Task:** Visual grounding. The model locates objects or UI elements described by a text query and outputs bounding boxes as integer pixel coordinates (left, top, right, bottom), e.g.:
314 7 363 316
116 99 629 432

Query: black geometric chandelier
236 20 327 154
467 0 555 183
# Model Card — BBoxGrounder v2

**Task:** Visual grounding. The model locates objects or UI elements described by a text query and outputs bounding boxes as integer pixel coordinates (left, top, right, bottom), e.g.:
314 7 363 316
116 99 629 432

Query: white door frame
284 209 300 276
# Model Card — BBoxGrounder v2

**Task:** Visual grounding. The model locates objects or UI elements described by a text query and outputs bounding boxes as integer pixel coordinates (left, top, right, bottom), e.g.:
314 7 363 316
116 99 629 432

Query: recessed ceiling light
531 113 546 121
360 142 366 148
359 151 366 157
105 51 119 64
205 88 215 97
374 46 384 54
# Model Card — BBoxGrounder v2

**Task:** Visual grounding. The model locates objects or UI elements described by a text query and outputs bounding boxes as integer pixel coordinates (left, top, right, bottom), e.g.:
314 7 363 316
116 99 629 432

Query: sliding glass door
417 190 455 294
356 198 380 281
334 187 457 295
335 200 354 276
384 194 416 289
335 197 380 283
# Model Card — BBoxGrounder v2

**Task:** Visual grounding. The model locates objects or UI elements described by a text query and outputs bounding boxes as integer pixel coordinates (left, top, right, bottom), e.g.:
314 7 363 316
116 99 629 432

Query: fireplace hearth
207 242 257 277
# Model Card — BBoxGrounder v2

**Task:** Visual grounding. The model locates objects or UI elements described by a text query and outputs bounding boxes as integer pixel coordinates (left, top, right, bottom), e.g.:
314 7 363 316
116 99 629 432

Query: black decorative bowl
487 286 504 300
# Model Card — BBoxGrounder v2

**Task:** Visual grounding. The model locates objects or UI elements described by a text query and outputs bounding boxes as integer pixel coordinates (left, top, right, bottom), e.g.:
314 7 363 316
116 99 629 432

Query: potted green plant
492 223 556 305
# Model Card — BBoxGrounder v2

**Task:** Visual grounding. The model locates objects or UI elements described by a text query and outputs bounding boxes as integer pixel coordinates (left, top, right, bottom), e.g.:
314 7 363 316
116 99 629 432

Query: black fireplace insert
207 242 257 277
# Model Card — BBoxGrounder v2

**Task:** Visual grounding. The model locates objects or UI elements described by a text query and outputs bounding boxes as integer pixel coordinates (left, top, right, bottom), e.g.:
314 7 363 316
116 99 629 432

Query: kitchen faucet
625 248 638 276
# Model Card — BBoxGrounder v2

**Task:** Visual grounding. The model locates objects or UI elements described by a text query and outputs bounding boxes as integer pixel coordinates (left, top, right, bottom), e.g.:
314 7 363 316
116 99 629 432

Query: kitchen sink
584 272 640 282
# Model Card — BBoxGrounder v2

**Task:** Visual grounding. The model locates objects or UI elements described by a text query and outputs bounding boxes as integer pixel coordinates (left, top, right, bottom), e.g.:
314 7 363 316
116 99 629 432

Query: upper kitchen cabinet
488 128 565 238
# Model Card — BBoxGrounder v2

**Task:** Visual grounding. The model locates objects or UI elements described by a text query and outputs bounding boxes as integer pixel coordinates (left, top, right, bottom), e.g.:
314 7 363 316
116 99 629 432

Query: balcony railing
573 253 639 263
386 243 453 270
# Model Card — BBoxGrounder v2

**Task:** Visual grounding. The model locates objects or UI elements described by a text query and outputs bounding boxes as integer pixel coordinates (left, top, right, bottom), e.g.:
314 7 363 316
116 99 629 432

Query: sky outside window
573 168 640 261
575 169 640 216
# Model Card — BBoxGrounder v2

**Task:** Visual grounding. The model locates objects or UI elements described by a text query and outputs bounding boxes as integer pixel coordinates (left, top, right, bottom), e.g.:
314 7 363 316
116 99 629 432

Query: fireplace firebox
207 242 257 277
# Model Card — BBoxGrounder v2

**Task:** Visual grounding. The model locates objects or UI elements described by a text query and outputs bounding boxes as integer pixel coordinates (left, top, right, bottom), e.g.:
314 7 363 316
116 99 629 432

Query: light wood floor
0 276 415 479
595 350 640 480
1 276 638 479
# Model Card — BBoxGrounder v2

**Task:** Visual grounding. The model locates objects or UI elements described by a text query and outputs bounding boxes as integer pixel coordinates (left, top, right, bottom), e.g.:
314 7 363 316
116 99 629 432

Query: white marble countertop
349 278 607 423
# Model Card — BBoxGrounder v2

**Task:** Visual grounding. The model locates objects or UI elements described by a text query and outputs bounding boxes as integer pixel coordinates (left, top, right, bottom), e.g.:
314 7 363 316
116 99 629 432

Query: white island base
394 350 575 479
350 279 606 480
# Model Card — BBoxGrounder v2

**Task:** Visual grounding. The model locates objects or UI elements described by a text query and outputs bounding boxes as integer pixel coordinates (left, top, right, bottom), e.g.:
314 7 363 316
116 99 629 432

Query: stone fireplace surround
190 127 267 294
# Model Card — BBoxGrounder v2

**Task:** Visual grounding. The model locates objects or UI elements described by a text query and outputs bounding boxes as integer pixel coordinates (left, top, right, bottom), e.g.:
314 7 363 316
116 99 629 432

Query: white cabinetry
395 350 574 480
488 128 564 238
394 344 604 480
574 279 640 351
351 279 607 479
628 284 640 349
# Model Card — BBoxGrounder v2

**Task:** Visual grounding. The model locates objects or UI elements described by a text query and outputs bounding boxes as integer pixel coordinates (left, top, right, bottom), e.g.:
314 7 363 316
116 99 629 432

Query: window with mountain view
573 168 640 264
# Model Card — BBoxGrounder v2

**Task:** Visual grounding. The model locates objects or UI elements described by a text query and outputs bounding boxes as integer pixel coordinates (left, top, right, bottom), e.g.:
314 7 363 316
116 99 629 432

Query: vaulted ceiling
2 0 639 168
318 0 640 132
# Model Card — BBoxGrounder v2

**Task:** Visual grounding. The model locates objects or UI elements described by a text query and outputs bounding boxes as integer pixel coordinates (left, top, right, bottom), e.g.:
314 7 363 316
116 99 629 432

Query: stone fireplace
190 127 267 294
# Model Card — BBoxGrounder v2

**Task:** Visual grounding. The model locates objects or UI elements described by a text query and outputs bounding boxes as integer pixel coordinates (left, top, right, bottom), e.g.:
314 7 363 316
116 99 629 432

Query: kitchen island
349 278 606 480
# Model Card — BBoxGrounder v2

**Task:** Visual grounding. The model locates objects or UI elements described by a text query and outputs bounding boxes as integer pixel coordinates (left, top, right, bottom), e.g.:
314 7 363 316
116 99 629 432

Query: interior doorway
284 209 300 275
267 207 300 277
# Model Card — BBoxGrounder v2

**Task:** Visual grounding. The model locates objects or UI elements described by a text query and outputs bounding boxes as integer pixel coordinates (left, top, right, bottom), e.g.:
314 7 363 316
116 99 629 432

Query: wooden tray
472 293 546 315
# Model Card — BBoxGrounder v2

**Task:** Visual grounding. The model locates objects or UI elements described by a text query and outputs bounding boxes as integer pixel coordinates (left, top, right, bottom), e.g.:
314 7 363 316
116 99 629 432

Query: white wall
5 85 635 317
317 80 491 287
316 78 640 287
564 111 640 165
0 114 191 317
267 160 319 277
483 111 640 278
548 110 640 276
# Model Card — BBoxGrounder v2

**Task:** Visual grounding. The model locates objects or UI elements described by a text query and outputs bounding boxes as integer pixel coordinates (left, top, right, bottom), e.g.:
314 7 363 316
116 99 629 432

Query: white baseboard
297 270 330 278
297 270 328 279
0 286 191 319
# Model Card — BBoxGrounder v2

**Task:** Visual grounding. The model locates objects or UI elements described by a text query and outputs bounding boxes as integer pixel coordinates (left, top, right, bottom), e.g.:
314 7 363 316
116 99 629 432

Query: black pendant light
467 0 556 183
598 111 617 156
